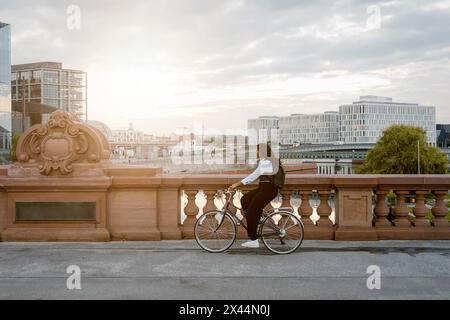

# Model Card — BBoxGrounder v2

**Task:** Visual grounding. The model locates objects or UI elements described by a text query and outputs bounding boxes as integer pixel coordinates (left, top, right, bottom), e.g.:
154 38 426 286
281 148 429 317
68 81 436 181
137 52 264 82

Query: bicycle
194 189 304 254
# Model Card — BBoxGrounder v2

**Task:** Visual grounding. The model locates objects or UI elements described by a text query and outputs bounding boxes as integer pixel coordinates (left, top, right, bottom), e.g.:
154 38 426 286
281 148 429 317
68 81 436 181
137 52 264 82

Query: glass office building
0 22 12 161
11 62 87 133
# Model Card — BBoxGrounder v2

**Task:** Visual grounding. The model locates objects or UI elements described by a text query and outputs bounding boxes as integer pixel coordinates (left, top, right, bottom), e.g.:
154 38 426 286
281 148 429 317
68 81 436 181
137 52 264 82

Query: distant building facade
84 120 113 141
339 96 436 145
437 124 450 148
279 112 339 145
247 116 279 142
111 123 144 144
0 22 11 160
11 62 87 132
110 123 179 160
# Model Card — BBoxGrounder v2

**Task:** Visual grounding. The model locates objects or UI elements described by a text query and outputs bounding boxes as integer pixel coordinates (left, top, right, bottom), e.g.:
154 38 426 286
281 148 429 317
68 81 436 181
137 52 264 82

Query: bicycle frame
215 190 248 231
214 189 282 237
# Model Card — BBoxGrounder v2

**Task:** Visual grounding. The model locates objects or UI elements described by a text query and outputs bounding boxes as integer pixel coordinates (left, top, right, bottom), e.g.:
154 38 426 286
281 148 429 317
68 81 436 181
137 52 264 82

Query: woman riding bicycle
228 142 282 248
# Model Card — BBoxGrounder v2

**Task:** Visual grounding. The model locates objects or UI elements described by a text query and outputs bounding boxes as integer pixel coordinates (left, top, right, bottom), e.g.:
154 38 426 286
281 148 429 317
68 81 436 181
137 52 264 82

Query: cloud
2 0 450 133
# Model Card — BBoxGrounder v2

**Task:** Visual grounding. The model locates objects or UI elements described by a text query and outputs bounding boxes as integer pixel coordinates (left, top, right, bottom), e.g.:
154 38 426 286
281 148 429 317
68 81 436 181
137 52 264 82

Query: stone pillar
182 190 199 238
203 189 217 213
432 190 449 227
157 186 182 240
281 189 292 210
0 190 6 236
316 191 333 227
414 191 430 227
335 188 377 240
374 190 391 227
393 191 412 227
299 190 313 226
107 188 161 241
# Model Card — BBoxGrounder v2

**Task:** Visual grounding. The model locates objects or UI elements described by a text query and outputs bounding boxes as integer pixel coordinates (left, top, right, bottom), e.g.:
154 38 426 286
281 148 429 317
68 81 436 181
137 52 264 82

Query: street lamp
417 140 421 175
21 75 27 133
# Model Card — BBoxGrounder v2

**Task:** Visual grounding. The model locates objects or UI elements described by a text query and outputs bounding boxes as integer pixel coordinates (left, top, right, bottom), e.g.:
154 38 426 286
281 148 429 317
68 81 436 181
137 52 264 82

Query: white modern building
247 116 279 131
339 96 436 145
279 111 340 145
247 116 279 142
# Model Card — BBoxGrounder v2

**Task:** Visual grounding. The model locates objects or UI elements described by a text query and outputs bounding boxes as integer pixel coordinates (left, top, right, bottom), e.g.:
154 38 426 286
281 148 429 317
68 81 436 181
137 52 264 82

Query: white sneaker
241 240 259 248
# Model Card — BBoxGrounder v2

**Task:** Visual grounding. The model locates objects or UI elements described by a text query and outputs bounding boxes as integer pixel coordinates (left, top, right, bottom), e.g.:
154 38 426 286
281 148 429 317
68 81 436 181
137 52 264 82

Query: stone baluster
374 190 391 227
203 189 217 213
277 189 292 227
393 191 411 227
182 190 199 238
414 191 430 227
299 190 314 226
316 190 333 227
281 189 292 210
432 190 449 227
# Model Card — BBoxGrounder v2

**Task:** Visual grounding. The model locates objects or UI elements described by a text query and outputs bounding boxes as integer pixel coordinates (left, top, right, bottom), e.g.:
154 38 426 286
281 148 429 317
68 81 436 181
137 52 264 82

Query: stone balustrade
3 110 446 242
0 172 449 241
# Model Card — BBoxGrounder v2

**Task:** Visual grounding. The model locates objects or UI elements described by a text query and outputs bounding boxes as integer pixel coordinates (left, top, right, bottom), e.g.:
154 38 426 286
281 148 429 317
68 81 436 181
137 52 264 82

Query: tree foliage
357 125 448 174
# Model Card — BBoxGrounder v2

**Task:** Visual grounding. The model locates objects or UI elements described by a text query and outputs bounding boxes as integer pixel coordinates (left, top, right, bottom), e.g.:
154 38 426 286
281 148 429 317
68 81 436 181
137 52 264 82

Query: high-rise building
279 112 339 145
339 96 436 145
11 62 87 132
0 22 11 160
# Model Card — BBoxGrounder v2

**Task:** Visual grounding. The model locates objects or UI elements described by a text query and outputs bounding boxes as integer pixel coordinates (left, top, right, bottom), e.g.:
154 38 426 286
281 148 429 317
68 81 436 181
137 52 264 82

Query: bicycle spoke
215 231 236 236
202 217 216 231
281 216 290 229
284 222 299 231
195 211 237 253
261 213 304 254
207 215 218 230
198 222 215 233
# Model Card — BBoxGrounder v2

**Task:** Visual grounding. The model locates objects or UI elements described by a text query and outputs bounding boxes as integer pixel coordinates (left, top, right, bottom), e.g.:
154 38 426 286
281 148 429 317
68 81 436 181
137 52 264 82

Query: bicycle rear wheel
260 211 304 254
195 210 237 253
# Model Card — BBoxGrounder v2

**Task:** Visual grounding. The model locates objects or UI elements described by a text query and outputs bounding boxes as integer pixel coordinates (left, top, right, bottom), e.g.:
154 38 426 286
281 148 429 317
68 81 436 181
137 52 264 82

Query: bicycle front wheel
195 210 237 253
260 211 304 254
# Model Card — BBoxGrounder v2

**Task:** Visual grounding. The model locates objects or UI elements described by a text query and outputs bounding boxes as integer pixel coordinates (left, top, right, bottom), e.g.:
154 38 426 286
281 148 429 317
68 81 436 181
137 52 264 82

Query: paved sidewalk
0 240 449 299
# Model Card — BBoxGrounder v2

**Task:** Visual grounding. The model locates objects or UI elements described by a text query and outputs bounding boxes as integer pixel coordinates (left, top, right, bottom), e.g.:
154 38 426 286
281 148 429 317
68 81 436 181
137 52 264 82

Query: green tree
357 125 448 174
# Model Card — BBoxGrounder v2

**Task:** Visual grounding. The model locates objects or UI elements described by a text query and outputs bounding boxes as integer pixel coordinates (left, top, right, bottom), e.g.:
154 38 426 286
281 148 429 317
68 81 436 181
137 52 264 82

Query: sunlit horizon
5 0 450 134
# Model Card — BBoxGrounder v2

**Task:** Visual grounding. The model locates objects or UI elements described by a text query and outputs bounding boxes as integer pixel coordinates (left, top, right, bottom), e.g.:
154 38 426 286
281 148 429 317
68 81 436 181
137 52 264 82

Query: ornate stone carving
16 110 110 175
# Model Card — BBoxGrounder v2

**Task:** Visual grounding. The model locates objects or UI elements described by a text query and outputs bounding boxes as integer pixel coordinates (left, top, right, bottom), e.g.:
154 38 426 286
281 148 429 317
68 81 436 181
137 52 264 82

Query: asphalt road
0 240 449 300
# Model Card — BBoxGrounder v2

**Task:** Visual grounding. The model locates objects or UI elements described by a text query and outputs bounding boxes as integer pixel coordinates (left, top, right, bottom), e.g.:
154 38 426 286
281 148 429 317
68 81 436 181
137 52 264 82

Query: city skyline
3 0 450 134
248 96 437 146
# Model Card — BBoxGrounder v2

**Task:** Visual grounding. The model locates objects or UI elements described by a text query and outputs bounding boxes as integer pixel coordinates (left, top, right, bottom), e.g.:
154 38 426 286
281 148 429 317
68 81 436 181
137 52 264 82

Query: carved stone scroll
16 110 110 175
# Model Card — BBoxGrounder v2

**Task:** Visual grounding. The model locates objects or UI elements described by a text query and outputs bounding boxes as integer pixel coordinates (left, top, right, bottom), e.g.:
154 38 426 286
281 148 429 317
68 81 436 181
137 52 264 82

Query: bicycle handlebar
222 188 235 195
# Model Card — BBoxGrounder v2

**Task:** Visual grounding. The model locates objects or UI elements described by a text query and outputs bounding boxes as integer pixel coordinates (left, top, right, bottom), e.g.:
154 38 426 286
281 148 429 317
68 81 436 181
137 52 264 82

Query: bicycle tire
194 210 237 253
260 211 304 254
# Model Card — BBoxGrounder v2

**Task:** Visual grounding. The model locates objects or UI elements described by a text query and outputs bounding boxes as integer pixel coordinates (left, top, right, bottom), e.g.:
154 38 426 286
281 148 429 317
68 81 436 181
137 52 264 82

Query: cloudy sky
2 0 450 134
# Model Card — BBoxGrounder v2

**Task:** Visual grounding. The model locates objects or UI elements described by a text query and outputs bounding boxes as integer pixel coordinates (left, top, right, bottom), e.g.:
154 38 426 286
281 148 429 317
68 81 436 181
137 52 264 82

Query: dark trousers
240 182 278 240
